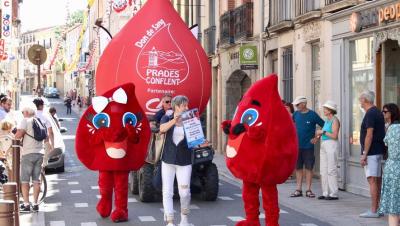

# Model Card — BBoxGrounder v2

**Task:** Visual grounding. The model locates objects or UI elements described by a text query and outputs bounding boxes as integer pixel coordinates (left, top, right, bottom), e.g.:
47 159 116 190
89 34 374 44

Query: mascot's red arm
221 74 298 226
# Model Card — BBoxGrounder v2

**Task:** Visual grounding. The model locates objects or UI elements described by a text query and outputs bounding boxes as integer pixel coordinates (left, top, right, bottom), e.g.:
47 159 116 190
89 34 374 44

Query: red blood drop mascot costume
222 74 298 226
75 83 150 222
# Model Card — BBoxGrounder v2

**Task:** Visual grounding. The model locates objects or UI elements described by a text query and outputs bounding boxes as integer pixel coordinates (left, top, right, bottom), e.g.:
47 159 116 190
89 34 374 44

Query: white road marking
218 196 234 201
138 216 156 222
219 182 223 186
70 190 82 194
160 208 176 213
234 193 242 197
74 203 88 208
96 195 101 199
50 221 65 226
128 198 137 203
68 181 79 185
300 224 319 226
91 186 99 190
227 216 245 222
280 209 288 214
81 223 97 226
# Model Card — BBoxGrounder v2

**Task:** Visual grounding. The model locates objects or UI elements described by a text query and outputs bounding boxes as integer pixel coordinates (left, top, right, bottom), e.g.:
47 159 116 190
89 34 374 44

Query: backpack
26 118 48 142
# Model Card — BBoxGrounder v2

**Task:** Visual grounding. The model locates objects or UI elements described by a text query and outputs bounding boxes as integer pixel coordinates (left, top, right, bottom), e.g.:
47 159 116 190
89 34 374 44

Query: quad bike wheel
201 163 219 201
129 171 139 195
138 163 156 202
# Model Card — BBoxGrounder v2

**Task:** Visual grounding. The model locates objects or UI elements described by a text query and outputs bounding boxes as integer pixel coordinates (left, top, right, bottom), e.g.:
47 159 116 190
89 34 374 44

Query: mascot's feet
96 198 112 218
110 208 128 223
235 219 261 226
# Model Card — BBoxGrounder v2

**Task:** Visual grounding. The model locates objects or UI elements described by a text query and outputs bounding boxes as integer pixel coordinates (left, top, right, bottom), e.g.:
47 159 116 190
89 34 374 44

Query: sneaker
20 203 31 213
359 210 380 218
32 204 39 212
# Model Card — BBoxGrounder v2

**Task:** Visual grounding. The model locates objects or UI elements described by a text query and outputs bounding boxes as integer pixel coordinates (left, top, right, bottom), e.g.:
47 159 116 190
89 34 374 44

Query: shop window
282 47 293 103
349 37 374 157
311 43 321 113
383 39 400 107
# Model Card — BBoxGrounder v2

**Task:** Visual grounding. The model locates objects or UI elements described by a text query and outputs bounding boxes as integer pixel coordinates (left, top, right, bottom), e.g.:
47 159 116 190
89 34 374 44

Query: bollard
0 200 15 226
2 183 19 226
10 139 20 226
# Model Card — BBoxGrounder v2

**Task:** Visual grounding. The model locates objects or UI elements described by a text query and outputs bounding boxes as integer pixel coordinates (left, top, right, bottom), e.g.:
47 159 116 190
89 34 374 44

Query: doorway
382 39 400 106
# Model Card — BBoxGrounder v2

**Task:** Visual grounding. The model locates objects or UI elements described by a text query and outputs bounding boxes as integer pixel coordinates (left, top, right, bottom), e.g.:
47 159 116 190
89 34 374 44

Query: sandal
290 190 303 197
305 190 315 198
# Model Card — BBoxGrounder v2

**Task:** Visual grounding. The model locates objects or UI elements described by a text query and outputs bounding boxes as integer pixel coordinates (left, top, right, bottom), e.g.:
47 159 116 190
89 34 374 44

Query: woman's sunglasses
382 110 389 114
164 101 171 104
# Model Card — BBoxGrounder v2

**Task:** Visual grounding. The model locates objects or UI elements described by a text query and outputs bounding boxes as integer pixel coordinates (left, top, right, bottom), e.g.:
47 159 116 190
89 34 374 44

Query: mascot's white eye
240 108 259 126
122 112 137 127
92 113 111 129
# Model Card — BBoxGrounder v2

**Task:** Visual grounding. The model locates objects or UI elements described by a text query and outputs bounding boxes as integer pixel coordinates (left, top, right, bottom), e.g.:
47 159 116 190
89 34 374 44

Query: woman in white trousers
316 100 340 200
159 95 193 226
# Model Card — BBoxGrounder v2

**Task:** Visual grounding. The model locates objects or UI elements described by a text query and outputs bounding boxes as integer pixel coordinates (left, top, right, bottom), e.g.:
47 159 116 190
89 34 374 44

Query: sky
20 0 87 32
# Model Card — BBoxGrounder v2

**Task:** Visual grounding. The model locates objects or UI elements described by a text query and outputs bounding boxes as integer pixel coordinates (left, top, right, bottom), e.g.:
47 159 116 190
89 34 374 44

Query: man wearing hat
290 96 324 198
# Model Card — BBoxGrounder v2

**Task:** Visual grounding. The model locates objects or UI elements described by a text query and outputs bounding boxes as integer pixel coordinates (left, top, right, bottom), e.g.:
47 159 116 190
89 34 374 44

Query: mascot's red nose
104 140 128 159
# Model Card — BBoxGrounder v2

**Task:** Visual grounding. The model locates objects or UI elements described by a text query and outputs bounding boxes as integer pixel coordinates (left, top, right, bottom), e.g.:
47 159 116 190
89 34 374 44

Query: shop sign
378 2 400 24
1 0 12 61
239 45 258 70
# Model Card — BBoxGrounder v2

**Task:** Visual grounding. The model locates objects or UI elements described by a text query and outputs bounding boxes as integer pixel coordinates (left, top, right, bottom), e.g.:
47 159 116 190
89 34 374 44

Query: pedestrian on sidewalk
33 98 55 160
382 103 399 160
315 100 340 200
159 95 193 226
64 96 72 115
359 91 386 218
0 95 12 121
49 107 60 129
14 104 46 212
283 100 294 116
77 95 82 108
378 111 400 226
290 96 324 199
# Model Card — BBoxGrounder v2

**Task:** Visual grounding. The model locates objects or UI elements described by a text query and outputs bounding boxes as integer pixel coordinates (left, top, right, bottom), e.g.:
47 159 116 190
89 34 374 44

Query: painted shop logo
378 2 400 24
135 18 189 86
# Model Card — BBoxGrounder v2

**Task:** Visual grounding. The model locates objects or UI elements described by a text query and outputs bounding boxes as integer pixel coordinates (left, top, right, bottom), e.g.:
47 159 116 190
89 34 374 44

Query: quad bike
129 127 219 202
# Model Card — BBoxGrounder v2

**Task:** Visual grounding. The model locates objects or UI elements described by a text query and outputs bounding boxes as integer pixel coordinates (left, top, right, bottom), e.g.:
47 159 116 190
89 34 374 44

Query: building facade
326 0 400 196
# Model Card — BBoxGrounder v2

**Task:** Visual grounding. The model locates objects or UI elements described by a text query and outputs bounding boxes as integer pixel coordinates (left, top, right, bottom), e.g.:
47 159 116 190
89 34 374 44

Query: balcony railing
325 0 344 5
296 0 320 17
232 2 253 40
219 11 233 45
323 0 362 13
204 26 216 55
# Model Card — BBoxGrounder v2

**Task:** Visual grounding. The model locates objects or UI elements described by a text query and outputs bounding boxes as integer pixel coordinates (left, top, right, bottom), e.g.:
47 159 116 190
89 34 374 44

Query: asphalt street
42 98 331 226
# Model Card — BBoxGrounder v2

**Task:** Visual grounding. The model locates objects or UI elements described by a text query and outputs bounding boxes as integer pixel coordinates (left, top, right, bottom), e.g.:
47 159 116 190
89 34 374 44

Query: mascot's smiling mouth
105 140 128 159
226 133 245 159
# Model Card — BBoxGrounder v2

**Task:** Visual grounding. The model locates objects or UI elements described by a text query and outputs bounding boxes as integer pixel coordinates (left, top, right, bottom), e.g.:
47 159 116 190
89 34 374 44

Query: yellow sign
378 2 400 24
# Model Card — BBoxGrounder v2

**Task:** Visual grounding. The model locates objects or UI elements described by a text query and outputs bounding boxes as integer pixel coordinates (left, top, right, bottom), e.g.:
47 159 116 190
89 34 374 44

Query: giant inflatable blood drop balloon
96 0 211 115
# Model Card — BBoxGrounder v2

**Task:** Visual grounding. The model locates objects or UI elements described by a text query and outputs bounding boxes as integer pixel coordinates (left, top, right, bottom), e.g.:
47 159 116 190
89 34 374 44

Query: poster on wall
95 0 211 115
181 108 205 149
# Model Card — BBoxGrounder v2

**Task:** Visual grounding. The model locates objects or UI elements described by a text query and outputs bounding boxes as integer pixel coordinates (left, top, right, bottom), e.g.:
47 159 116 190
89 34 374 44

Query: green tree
67 10 84 26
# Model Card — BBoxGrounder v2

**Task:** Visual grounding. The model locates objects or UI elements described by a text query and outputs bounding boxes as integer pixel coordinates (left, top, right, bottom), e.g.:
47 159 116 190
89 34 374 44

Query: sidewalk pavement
213 152 388 226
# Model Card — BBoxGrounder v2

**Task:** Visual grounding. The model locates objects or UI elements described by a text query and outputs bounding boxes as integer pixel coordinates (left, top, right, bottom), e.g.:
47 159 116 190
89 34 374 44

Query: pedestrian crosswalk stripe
74 203 89 208
68 181 79 185
96 195 101 199
227 216 245 222
138 216 156 222
234 193 242 197
81 222 97 226
128 198 137 203
160 208 177 213
280 209 288 214
218 196 234 201
70 190 82 194
50 221 65 226
300 224 318 226
91 186 99 190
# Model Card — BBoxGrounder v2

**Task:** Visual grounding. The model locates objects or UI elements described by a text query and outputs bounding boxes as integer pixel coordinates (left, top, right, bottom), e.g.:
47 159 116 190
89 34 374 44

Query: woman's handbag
154 132 166 163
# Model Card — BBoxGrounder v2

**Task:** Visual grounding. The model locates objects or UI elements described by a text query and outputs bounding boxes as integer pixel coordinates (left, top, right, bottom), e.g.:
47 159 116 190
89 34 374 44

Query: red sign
0 39 8 61
96 0 211 115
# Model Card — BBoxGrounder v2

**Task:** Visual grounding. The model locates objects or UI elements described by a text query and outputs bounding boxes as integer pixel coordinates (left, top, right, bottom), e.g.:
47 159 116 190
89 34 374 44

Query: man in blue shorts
290 96 324 198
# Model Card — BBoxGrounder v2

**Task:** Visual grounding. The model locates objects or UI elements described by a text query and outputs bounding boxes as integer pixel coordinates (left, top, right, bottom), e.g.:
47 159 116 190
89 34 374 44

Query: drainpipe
259 0 265 78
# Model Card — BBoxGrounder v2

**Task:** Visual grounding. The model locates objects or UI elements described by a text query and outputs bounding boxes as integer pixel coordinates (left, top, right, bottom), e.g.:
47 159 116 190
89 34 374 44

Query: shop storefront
327 0 400 196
